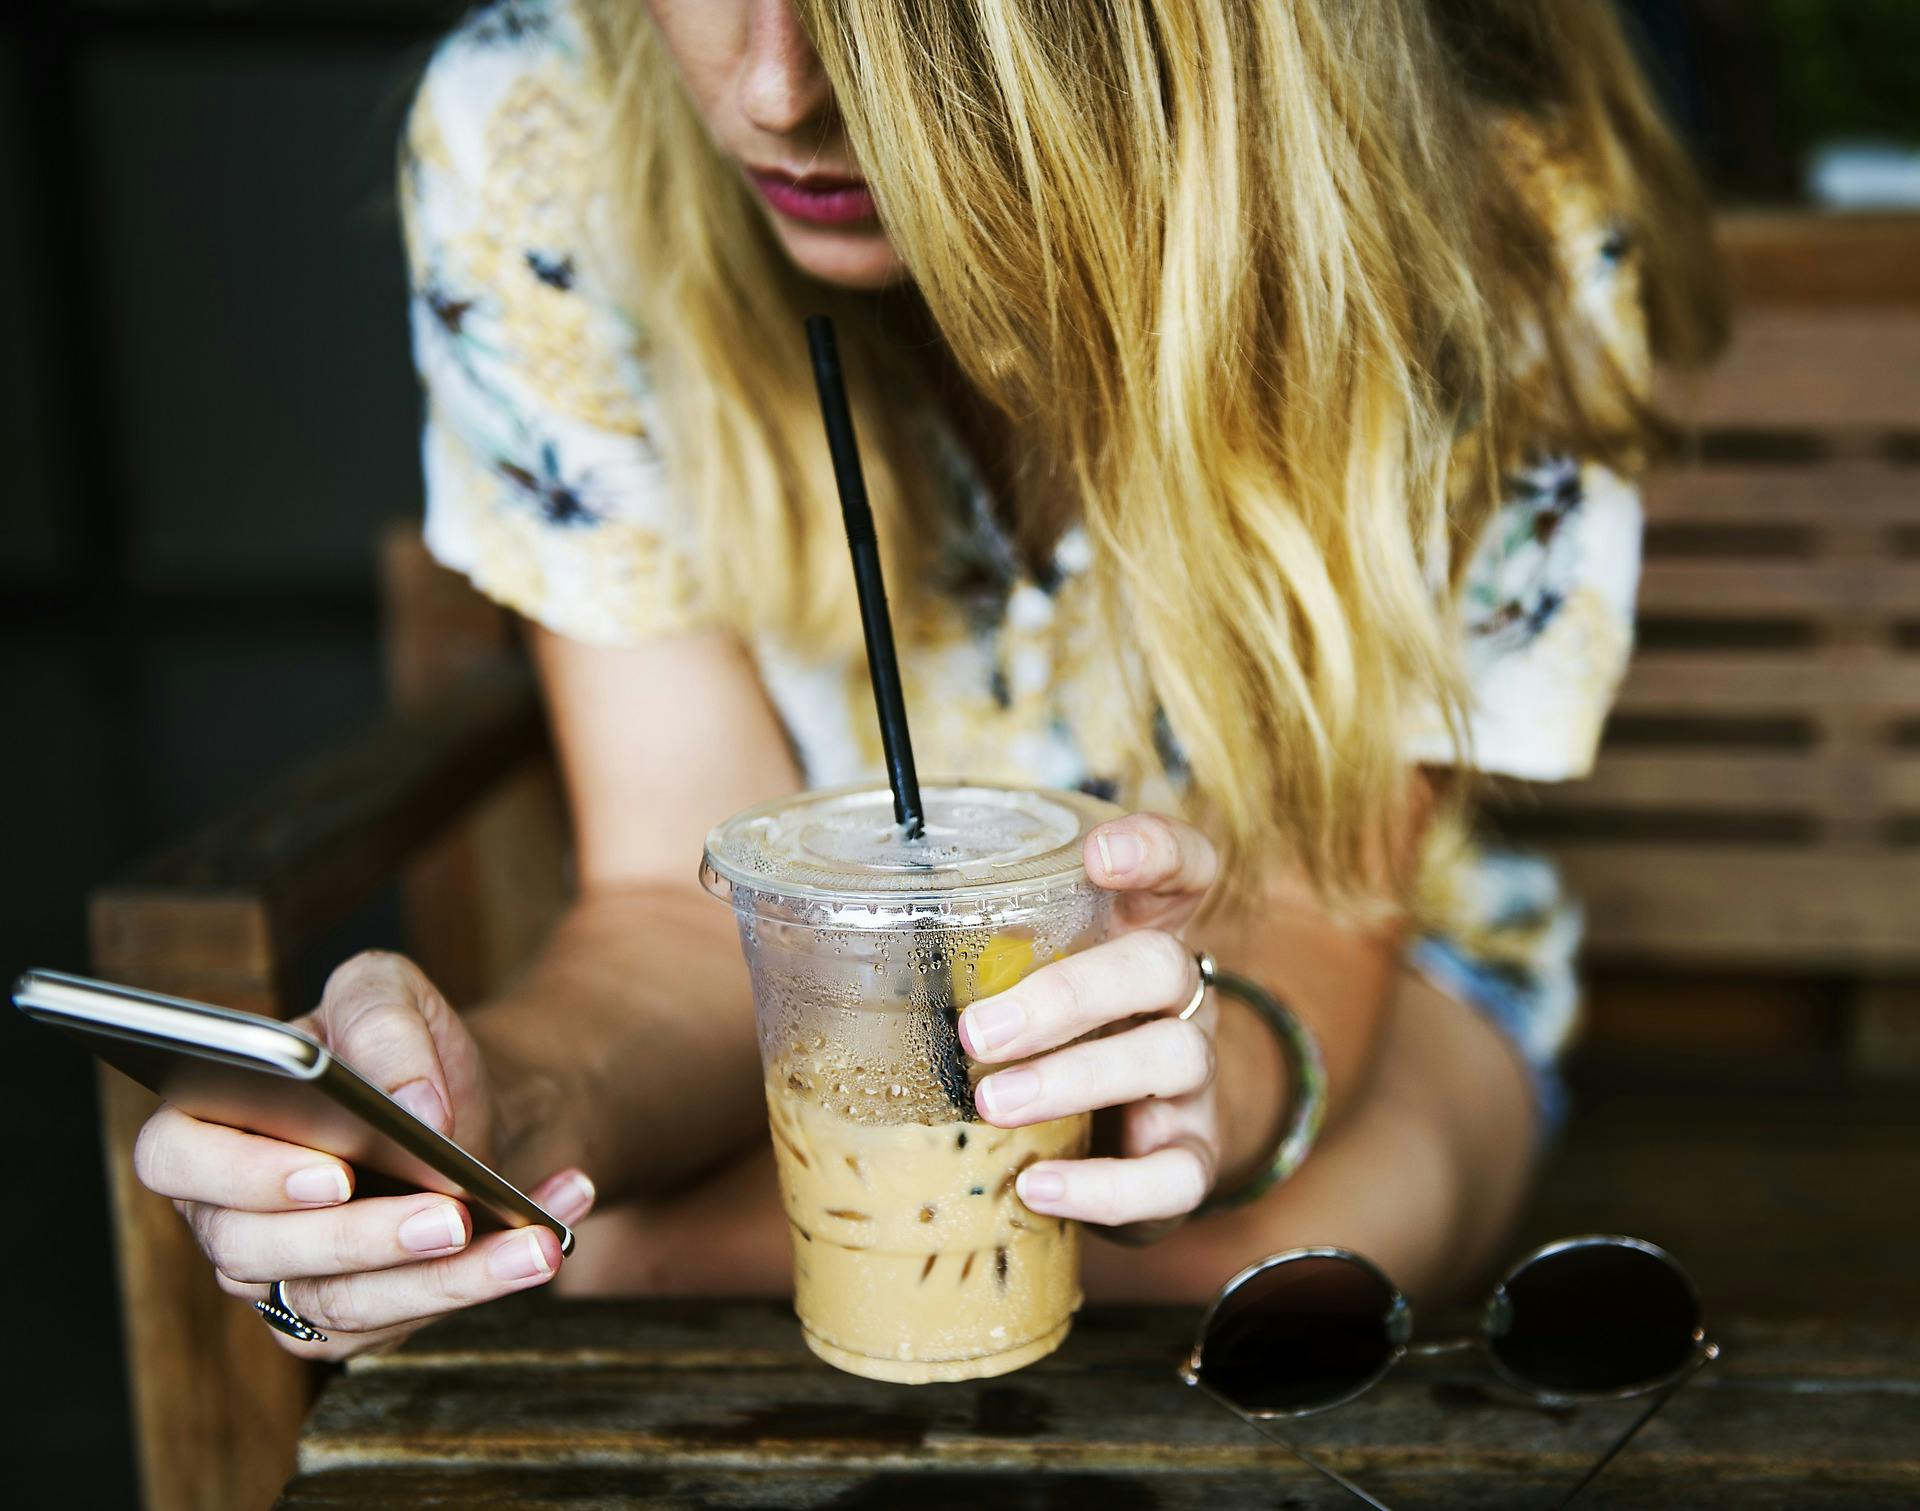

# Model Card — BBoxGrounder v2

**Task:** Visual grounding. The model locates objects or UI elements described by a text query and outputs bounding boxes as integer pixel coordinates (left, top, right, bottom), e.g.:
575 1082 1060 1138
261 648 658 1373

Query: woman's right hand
132 951 596 1359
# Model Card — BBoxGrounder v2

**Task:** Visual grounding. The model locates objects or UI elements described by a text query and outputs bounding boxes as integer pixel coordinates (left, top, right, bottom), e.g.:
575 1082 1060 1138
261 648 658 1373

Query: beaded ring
255 1280 329 1344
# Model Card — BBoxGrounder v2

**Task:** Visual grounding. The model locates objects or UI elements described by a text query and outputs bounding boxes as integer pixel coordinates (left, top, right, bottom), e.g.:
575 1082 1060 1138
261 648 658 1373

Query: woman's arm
468 623 803 1199
126 620 806 1359
1197 772 1439 1195
1084 964 1537 1305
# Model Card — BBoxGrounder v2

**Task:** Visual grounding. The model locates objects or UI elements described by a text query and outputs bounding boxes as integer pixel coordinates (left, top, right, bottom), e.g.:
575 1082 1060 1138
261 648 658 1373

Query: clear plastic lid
701 782 1120 913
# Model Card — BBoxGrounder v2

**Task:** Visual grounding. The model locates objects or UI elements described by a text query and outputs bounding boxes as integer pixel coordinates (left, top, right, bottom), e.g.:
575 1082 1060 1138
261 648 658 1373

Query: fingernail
491 1230 554 1282
1097 830 1141 877
285 1164 350 1205
1018 1168 1067 1207
978 1066 1040 1119
397 1203 467 1254
392 1079 449 1133
550 1171 596 1224
963 997 1022 1056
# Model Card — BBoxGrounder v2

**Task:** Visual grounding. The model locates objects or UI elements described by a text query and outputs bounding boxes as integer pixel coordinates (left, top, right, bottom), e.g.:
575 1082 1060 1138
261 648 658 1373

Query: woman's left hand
959 812 1222 1237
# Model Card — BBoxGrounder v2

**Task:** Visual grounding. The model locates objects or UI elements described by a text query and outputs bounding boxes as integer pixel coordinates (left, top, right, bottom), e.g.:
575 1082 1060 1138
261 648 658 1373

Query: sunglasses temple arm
1549 1342 1720 1511
1195 1385 1396 1511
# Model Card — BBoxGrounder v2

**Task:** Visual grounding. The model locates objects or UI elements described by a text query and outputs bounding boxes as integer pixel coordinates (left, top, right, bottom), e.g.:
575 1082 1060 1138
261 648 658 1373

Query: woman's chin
773 220 909 291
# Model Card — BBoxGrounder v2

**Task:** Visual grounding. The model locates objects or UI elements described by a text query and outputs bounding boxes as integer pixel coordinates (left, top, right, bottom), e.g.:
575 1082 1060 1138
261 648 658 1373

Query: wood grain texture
1717 212 1920 307
1644 461 1917 525
277 1067 1920 1506
1555 849 1920 968
381 528 570 1010
276 1300 1919 1509
272 1463 1920 1511
1663 310 1920 432
1517 1064 1920 1320
94 665 547 958
88 894 312 1511
85 647 550 1509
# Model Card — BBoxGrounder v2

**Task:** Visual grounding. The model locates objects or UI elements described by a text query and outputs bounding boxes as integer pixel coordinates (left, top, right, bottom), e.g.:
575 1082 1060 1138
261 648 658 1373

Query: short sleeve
1405 455 1642 781
1404 124 1650 783
399 5 712 646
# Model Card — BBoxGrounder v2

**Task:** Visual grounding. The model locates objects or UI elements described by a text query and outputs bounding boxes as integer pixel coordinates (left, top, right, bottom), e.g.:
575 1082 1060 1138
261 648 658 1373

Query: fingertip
390 1078 450 1134
537 1168 597 1225
1016 1164 1069 1211
1089 822 1147 886
284 1161 353 1206
488 1226 558 1284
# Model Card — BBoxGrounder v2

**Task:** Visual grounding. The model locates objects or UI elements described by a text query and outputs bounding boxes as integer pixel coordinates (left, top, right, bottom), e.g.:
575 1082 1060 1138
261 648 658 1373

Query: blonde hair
582 0 1723 902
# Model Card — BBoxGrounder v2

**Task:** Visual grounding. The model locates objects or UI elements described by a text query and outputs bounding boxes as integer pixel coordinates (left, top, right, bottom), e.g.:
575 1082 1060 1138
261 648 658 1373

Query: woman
134 0 1724 1357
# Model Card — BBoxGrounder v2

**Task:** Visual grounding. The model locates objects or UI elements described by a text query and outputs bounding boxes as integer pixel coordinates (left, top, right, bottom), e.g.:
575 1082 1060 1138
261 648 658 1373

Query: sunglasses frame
1181 1233 1719 1511
1478 1234 1708 1406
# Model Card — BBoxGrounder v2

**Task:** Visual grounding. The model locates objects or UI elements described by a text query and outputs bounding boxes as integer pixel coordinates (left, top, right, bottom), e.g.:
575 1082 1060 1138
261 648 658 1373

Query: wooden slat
1717 211 1920 306
1646 463 1920 528
1556 847 1920 969
1638 561 1920 616
1520 1065 1920 1317
1661 310 1920 432
279 1301 1920 1509
273 1463 1920 1510
380 528 570 1011
95 666 547 963
1512 753 1920 814
1613 653 1920 714
295 1314 1919 1477
85 661 552 1511
89 897 311 1511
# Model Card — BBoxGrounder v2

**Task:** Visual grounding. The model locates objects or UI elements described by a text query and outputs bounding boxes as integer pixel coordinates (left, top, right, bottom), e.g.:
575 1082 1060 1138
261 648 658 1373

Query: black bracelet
1197 971 1327 1215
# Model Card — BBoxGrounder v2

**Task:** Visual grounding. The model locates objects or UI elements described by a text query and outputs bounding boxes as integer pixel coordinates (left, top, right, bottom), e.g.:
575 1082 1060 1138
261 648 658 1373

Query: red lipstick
748 168 879 227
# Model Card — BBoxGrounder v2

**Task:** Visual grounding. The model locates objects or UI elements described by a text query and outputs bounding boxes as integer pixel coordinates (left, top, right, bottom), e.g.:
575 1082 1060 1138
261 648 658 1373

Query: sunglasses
1181 1235 1718 1510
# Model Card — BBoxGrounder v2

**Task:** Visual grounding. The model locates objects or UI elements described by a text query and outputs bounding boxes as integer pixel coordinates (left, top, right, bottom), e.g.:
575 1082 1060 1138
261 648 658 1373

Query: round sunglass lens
1196 1254 1402 1414
1487 1240 1700 1395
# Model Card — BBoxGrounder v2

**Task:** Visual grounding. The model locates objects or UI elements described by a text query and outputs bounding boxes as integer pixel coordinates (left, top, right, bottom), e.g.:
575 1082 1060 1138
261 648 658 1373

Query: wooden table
277 1298 1918 1508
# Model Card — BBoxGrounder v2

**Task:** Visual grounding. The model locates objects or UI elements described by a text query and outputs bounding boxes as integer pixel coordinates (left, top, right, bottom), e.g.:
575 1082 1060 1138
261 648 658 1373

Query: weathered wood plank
1612 653 1920 714
274 1460 1920 1510
1661 310 1920 431
95 665 546 961
350 1299 1184 1377
1716 211 1920 306
1509 753 1920 815
380 527 572 1009
359 1296 1920 1385
1637 561 1920 617
289 1303 1919 1507
1521 1068 1920 1321
294 1354 1916 1481
1645 463 1919 527
1557 848 1920 968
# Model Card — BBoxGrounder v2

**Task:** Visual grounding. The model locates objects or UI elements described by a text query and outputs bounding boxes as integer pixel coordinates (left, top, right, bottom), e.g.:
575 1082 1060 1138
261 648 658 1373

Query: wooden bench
272 1298 1920 1509
1497 213 1920 1063
85 213 1920 1510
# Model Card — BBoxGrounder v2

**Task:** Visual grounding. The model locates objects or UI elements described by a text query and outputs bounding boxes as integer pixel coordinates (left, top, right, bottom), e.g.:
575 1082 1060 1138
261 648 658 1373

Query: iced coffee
703 783 1118 1382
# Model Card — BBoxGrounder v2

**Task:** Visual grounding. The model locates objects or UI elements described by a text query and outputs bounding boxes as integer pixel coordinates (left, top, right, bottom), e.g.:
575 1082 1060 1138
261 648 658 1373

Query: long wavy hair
581 0 1724 901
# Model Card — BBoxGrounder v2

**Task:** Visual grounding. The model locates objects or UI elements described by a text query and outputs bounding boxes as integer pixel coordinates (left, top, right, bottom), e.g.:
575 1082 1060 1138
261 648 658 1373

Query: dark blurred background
1 1 1916 1505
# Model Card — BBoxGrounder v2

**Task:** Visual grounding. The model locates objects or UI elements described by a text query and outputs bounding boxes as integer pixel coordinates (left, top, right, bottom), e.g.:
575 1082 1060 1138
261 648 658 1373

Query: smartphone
12 968 573 1254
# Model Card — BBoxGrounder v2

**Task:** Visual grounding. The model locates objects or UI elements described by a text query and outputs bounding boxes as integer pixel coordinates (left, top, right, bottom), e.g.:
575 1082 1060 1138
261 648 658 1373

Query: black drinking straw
805 314 926 839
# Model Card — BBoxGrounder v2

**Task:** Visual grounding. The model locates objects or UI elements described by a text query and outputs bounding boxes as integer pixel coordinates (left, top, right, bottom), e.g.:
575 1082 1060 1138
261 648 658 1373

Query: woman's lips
748 168 879 227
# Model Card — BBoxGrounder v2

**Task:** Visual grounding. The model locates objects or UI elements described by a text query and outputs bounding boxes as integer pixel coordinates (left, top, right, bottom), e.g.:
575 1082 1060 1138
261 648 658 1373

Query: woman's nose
738 0 834 137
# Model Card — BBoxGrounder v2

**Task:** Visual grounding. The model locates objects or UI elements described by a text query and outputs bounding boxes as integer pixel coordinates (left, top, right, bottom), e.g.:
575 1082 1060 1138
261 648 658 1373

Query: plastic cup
702 781 1119 1382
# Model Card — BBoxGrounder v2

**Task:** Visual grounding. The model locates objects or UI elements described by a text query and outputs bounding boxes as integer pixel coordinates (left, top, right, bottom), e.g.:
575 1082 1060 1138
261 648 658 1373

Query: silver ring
1176 950 1216 1022
255 1279 328 1343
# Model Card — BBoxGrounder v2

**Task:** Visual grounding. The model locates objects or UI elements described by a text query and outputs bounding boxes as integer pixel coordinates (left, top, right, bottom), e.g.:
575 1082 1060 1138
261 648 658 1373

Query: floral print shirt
401 0 1652 1124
